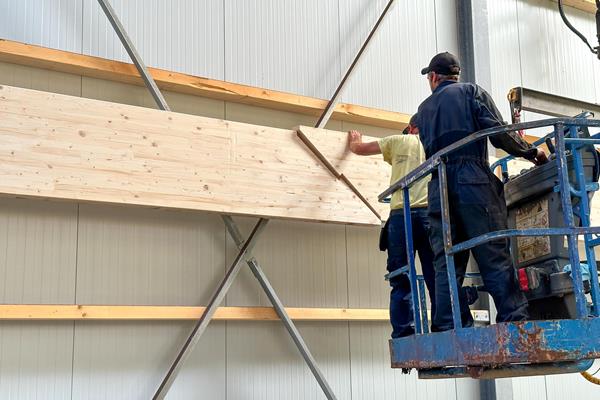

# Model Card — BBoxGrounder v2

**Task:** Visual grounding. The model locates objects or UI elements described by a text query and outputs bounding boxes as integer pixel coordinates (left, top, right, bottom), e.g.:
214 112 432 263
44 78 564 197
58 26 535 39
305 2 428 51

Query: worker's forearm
489 131 538 160
350 141 381 156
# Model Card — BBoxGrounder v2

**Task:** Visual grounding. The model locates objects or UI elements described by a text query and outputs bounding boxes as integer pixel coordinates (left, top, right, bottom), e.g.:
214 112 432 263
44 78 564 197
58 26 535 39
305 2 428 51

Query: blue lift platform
378 117 600 379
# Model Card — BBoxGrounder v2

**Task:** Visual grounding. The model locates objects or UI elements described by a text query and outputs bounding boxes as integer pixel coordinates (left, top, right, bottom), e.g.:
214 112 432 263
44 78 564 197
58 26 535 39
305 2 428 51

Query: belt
389 207 427 216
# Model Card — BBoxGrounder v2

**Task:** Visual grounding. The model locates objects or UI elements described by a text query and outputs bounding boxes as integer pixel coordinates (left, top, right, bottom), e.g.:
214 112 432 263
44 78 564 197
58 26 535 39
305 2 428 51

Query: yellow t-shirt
378 135 429 210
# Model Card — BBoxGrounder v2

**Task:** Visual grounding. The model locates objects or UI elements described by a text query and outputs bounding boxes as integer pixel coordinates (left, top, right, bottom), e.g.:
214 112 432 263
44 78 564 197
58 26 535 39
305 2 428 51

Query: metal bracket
508 87 600 118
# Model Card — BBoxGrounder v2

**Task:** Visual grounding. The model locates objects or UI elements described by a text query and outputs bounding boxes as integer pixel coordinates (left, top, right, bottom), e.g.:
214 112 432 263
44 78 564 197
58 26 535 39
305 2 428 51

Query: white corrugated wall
0 0 456 114
0 0 599 399
488 0 600 122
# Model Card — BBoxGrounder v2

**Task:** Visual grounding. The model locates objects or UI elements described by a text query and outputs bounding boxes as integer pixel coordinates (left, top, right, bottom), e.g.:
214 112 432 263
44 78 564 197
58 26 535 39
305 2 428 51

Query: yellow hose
581 371 600 385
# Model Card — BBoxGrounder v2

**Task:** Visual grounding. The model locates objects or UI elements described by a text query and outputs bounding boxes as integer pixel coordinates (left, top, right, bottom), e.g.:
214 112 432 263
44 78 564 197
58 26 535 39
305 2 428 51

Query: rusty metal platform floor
389 318 600 378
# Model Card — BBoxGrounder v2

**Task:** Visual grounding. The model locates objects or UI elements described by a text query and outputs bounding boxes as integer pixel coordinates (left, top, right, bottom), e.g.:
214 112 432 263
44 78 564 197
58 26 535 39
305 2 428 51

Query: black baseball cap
421 52 461 75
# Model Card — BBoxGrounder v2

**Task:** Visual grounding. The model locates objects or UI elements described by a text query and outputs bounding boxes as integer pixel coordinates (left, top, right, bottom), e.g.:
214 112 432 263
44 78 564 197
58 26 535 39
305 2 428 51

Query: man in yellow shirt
348 118 441 338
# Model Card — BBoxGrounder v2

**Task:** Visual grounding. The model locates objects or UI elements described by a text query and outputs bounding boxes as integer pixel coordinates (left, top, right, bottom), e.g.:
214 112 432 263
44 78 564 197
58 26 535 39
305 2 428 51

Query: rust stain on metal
513 322 576 363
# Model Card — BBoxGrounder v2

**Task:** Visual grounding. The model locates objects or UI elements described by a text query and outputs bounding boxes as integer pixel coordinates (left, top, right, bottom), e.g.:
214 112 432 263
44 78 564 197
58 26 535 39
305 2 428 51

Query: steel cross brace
94 1 338 398
154 216 336 399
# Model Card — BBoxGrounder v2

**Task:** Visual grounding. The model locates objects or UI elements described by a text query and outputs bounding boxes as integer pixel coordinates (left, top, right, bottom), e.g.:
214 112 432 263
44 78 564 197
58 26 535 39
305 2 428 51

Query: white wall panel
489 0 600 127
224 0 341 100
0 0 83 53
544 362 600 400
0 61 83 97
517 0 597 103
487 0 523 120
76 204 226 305
504 376 547 400
82 0 225 79
346 225 388 310
226 219 348 308
72 321 226 400
224 102 342 131
338 0 437 114
0 198 76 399
435 0 460 55
81 77 226 118
227 321 351 400
0 322 73 400
0 198 77 303
348 322 470 400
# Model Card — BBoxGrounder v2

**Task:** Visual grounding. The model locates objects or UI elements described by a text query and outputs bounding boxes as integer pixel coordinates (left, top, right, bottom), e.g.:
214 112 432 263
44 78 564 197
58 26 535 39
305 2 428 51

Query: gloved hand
531 148 549 166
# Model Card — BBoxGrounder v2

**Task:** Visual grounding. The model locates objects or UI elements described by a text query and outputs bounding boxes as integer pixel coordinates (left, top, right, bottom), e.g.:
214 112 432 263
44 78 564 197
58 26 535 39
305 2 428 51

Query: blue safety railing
378 117 600 335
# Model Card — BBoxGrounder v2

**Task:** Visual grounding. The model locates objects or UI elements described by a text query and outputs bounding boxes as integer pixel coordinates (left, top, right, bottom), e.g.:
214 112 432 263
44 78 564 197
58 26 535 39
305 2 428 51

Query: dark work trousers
428 189 529 331
386 208 436 338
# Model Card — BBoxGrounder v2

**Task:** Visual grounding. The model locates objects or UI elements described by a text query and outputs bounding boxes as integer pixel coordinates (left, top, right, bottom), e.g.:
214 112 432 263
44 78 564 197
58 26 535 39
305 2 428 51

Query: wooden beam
0 304 489 322
0 84 383 225
0 305 388 321
551 0 597 14
0 39 410 131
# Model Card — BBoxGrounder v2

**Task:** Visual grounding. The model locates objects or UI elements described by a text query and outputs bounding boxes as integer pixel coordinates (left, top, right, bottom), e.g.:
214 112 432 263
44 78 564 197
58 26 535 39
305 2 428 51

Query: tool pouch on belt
379 219 389 251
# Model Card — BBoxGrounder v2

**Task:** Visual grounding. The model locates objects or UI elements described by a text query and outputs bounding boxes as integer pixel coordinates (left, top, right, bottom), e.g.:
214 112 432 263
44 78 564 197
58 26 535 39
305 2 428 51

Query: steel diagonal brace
153 218 268 399
221 215 337 400
96 1 348 398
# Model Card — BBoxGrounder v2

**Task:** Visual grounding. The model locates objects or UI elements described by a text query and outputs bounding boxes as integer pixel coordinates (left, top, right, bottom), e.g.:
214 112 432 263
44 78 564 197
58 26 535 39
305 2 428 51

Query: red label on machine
518 269 530 291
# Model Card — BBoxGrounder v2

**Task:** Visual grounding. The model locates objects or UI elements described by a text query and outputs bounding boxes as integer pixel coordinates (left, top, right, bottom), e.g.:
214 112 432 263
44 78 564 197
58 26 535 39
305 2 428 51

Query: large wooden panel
0 85 381 225
299 125 391 218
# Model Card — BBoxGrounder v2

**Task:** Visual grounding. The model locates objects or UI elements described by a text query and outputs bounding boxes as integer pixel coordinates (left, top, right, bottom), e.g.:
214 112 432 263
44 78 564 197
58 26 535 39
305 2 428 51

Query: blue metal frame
379 117 600 378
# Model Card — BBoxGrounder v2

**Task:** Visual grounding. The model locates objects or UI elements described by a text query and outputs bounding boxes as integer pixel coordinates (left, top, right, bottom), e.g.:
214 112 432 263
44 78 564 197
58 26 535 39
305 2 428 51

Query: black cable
558 0 598 55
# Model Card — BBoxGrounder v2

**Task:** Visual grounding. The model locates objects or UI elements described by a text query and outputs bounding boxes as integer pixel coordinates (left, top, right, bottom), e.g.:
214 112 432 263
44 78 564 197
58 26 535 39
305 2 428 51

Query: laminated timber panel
298 126 391 218
0 85 381 225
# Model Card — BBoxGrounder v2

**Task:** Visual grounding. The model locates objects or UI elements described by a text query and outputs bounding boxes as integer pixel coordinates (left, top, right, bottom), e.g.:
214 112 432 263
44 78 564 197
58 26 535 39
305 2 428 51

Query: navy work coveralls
416 81 536 331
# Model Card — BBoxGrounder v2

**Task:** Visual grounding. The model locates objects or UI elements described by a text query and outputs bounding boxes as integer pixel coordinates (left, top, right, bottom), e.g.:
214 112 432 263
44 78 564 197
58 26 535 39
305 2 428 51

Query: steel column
153 218 269 399
456 0 476 84
315 0 396 128
96 0 170 111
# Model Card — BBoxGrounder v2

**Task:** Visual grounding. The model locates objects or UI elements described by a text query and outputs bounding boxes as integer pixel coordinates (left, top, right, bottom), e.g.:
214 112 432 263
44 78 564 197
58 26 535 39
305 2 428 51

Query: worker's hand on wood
348 130 363 153
531 148 549 166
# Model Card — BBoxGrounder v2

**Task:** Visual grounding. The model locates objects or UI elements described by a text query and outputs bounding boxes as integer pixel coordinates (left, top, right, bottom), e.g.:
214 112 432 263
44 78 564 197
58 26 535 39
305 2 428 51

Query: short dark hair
435 73 459 82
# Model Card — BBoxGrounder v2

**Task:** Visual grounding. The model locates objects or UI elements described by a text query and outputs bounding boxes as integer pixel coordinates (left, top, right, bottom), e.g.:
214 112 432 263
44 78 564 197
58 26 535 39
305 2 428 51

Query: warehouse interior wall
0 61 476 399
0 0 599 399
